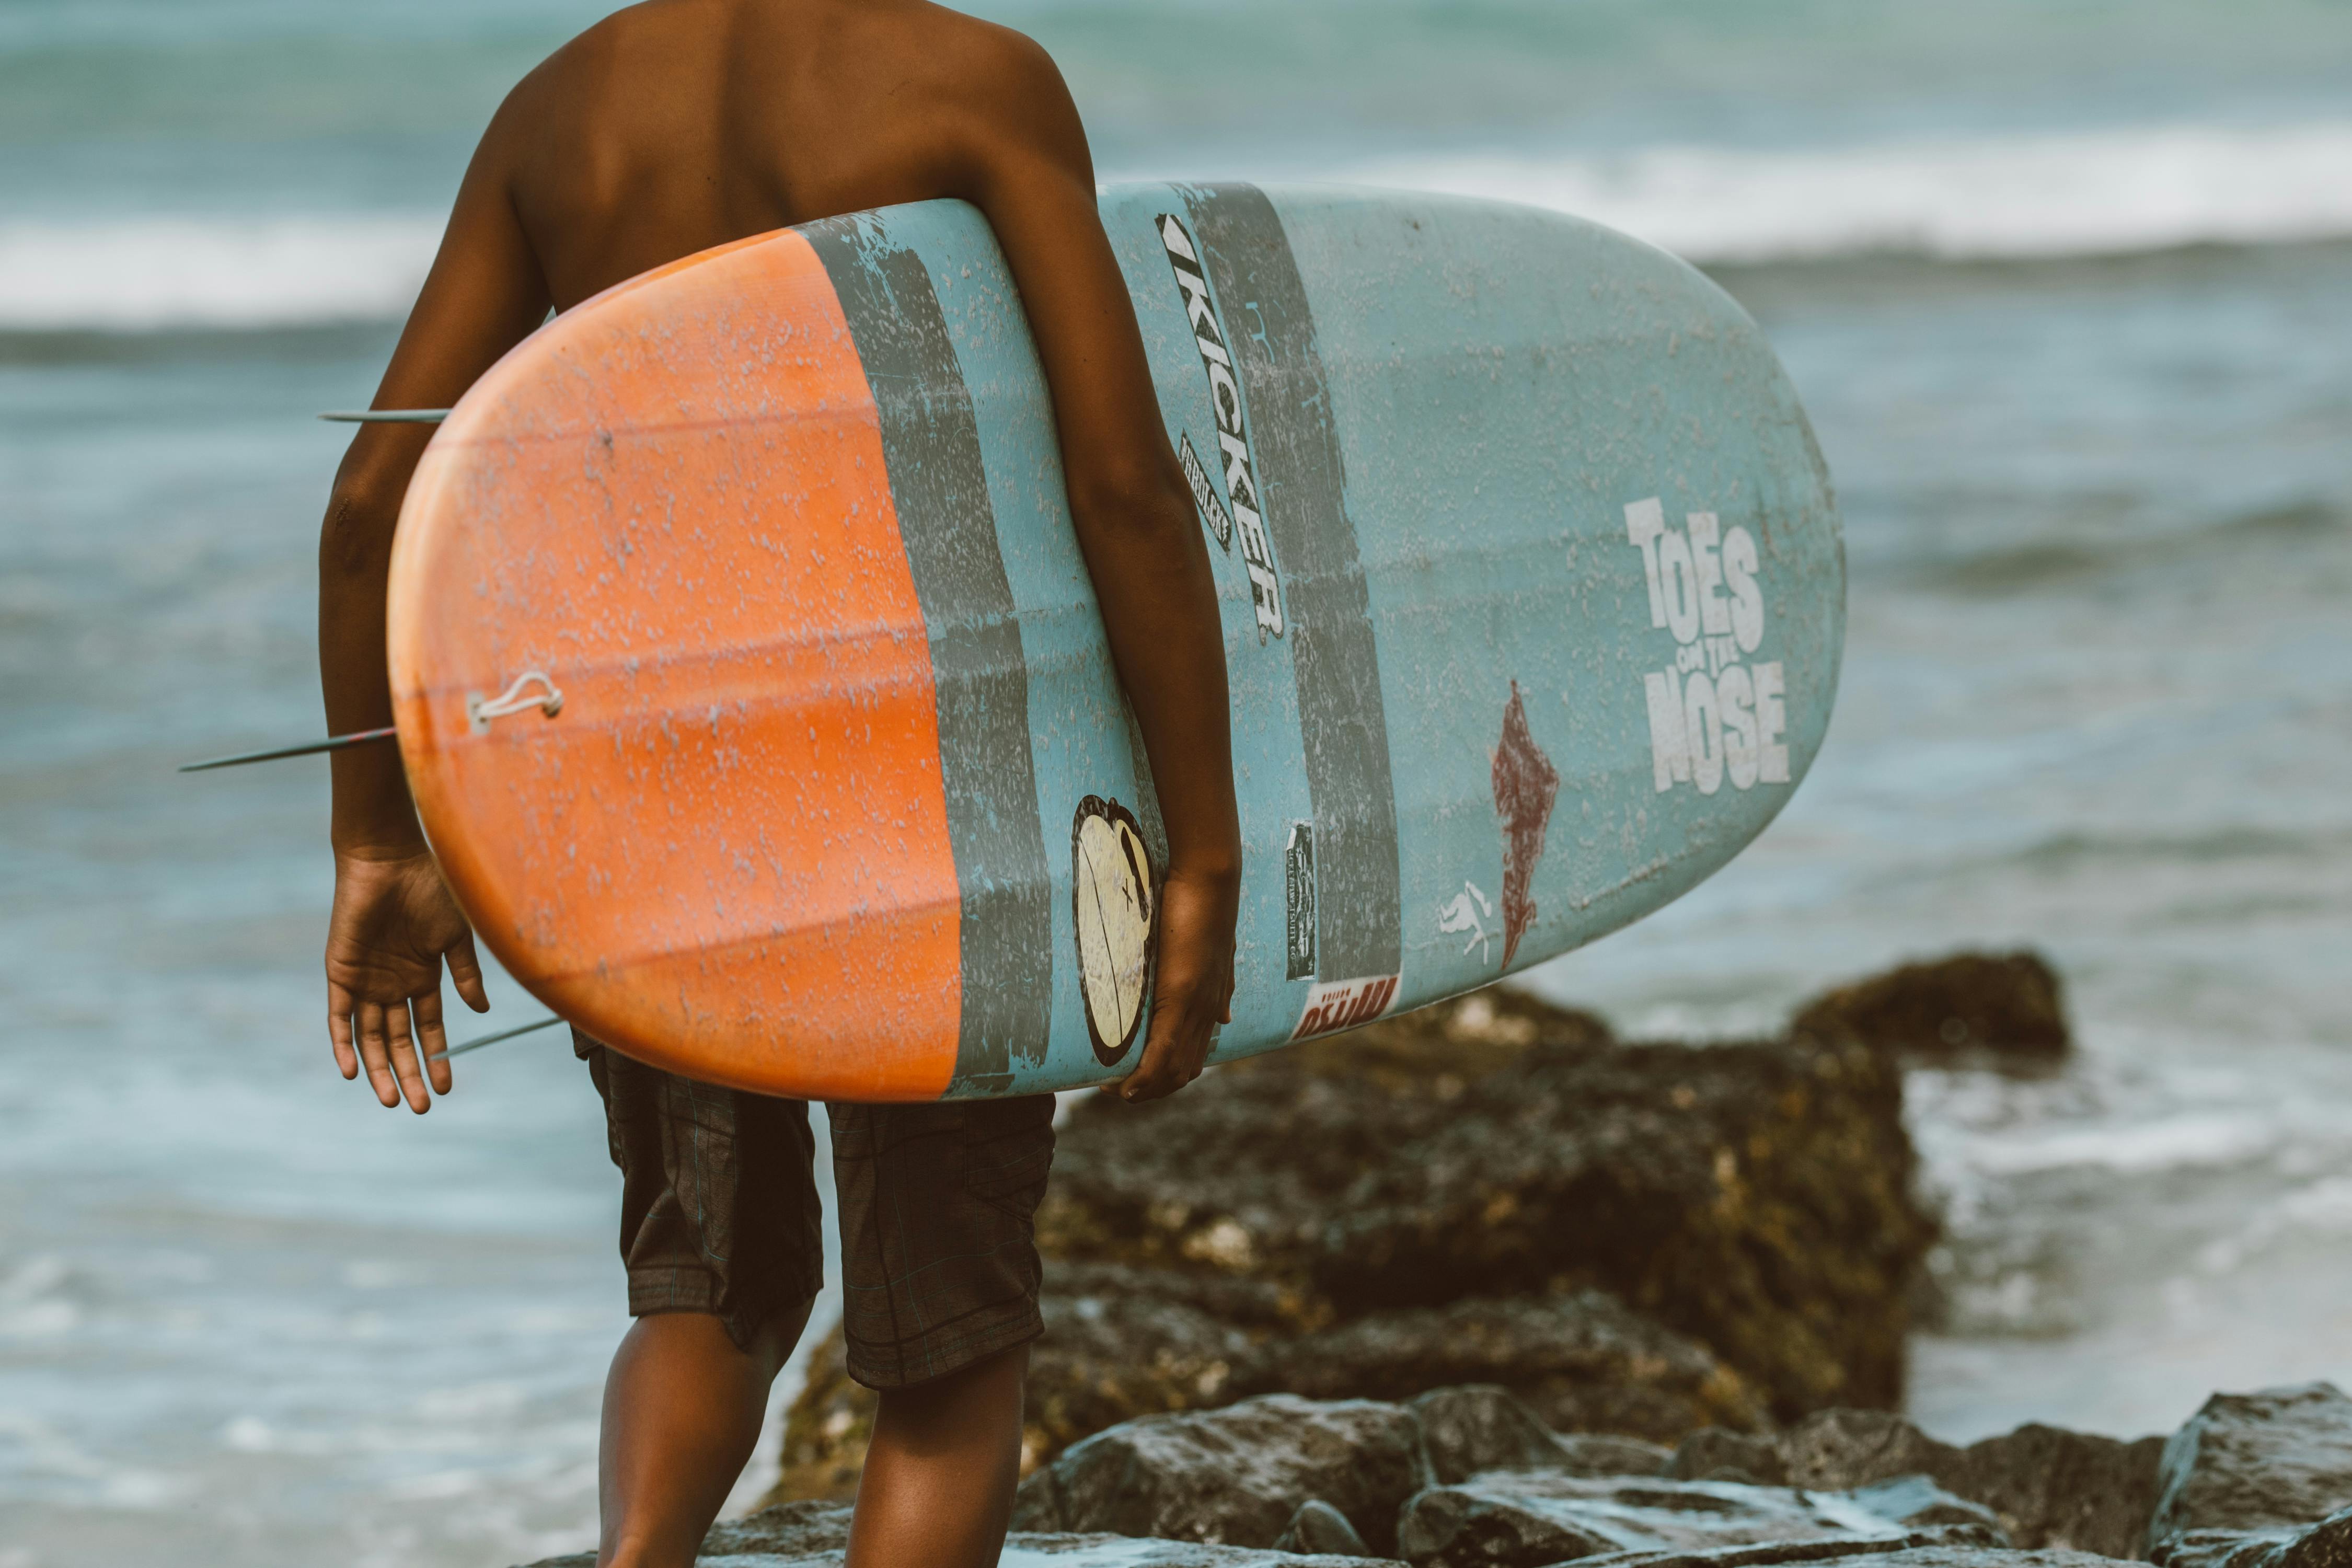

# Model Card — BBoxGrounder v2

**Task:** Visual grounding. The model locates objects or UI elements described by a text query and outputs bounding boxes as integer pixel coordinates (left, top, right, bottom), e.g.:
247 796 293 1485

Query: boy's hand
325 847 490 1113
1119 865 1239 1103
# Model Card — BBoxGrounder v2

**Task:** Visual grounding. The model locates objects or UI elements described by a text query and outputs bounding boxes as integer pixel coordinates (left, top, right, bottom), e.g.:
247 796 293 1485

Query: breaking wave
1346 120 2352 264
0 214 442 332
8 121 2352 331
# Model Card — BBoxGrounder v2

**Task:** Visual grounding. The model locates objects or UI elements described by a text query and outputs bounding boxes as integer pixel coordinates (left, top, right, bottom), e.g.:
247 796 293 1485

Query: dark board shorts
577 1033 1056 1389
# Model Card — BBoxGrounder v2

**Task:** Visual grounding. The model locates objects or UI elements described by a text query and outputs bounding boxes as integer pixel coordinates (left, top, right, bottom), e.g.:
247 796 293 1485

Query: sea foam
7 120 2352 333
0 214 442 332
1347 120 2352 264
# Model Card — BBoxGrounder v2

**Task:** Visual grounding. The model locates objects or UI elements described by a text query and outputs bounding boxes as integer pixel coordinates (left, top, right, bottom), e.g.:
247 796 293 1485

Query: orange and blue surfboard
387 183 1844 1101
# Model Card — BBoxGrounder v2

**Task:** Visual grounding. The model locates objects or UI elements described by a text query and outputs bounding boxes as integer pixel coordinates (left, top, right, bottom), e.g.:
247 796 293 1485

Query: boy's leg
577 1034 825 1568
843 1342 1030 1568
597 1304 808 1568
828 1096 1057 1568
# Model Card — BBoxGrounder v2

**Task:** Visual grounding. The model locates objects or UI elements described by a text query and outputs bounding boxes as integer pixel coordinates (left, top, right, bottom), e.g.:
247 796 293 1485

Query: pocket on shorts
956 1096 1056 1217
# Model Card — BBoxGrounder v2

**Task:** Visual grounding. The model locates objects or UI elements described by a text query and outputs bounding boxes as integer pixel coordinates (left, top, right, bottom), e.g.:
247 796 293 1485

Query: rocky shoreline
515 952 2352 1567
523 1379 2352 1568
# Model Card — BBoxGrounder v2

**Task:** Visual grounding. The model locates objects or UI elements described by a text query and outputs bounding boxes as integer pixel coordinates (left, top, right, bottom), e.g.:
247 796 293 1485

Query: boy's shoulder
486 0 1077 179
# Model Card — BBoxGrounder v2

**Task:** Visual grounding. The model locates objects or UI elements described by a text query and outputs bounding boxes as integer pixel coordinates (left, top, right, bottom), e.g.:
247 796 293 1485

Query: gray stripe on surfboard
806 217 1053 1094
1181 183 1403 986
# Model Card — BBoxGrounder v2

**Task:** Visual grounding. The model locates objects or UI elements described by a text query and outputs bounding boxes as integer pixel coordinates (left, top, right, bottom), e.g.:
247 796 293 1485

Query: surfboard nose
388 225 967 1102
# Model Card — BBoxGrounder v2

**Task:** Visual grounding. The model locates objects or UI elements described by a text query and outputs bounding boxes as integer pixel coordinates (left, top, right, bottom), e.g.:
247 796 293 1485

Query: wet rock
1847 1478 2008 1537
1669 1428 1788 1485
1779 1408 2163 1560
1022 1261 1293 1464
2199 1506 2352 1568
525 1527 1398 1568
512 1501 856 1568
1954 1424 2168 1561
1415 1385 1673 1484
1574 1547 2121 1568
1010 1392 1431 1556
1039 986 1933 1427
1033 988 1606 1287
1782 1410 1959 1492
1416 1385 1585 1484
1789 951 2067 1068
1273 1498 1376 1556
529 1530 2127 1568
993 1538 1401 1566
1043 1257 1306 1328
701 1499 856 1555
768 1250 1757 1509
1393 1471 1932 1568
1278 1294 1766 1442
769 968 1952 1489
1553 1434 1684 1481
2148 1383 2352 1567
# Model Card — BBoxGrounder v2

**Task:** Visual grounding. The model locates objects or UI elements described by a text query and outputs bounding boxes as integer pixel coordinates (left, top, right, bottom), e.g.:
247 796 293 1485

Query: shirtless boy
312 4 1241 1565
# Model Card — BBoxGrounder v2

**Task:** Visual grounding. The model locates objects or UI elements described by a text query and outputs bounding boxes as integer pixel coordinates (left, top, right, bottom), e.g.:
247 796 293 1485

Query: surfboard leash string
180 406 562 1067
177 671 564 772
424 1012 568 1065
466 670 564 728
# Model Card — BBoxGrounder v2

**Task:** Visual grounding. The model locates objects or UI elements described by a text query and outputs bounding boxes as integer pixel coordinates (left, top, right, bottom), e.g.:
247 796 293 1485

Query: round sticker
1071 795 1156 1065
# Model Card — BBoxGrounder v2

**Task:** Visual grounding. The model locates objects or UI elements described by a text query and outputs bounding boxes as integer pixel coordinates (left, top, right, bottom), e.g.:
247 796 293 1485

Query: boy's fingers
447 929 490 1012
413 986 454 1096
355 1002 400 1107
1120 1059 1177 1101
1120 888 1239 1097
1117 1031 1173 1101
1119 1002 1213 1102
327 983 359 1079
383 1004 430 1114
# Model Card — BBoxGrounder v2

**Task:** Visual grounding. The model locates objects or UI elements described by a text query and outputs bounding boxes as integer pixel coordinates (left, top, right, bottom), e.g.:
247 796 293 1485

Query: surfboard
386 182 1844 1102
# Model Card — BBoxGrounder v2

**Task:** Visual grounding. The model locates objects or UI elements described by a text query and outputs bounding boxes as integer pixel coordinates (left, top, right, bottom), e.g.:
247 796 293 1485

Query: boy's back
314 4 1242 1564
503 0 1060 308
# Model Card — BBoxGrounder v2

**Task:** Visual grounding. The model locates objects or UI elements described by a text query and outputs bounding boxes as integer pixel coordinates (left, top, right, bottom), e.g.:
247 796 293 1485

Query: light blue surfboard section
823 183 1841 1098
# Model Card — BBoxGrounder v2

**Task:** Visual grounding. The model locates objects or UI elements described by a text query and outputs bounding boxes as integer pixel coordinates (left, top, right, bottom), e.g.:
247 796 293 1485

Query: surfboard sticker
1072 796 1157 1066
1491 681 1561 967
1176 432 1235 551
1283 821 1317 981
1437 881 1498 963
1624 497 1792 797
1157 212 1284 641
1292 973 1400 1042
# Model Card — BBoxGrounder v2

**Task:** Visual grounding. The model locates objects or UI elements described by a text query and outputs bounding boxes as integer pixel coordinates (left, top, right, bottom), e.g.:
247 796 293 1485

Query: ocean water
2 2 2347 1563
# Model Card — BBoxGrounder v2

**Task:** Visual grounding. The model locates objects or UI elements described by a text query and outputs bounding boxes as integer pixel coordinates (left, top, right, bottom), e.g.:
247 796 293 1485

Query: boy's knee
876 1342 1029 1426
744 1297 812 1380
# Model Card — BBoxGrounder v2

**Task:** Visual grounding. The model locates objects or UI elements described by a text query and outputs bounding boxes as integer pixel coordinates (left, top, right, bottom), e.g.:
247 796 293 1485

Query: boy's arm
318 103 551 1113
949 39 1243 1102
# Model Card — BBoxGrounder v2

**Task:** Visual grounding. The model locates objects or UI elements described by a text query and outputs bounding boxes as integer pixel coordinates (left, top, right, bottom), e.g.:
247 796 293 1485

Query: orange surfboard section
387 228 964 1101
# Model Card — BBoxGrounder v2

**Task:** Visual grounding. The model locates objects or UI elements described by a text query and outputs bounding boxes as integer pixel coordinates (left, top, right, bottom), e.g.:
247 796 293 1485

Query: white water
11 121 2352 331
1352 121 2352 263
0 216 443 332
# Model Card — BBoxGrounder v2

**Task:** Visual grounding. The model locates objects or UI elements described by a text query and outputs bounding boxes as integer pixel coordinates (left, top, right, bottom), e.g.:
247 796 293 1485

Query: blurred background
2 1 2347 1563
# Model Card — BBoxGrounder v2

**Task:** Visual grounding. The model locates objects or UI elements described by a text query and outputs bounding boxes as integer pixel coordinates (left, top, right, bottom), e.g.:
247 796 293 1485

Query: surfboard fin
177 725 398 773
318 409 449 424
425 1013 566 1064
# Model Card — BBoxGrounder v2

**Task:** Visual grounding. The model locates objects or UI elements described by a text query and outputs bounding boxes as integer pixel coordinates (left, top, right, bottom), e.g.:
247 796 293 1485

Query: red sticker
1491 681 1561 967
